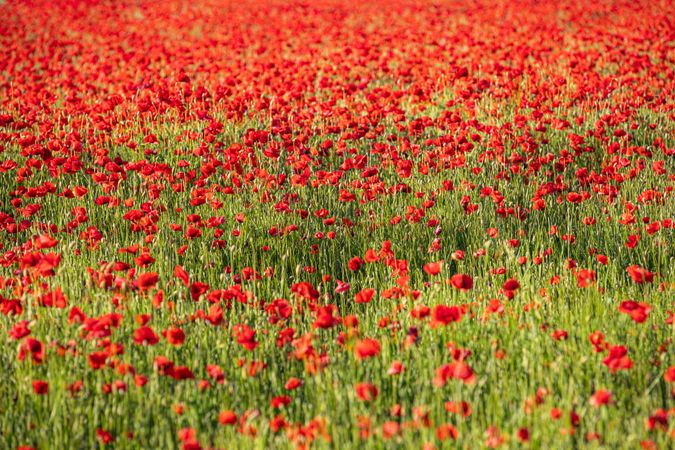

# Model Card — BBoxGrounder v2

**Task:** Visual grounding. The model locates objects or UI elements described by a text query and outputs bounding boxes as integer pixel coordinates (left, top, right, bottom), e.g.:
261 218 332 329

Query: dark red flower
450 273 473 290
133 326 160 346
432 305 462 326
134 272 159 290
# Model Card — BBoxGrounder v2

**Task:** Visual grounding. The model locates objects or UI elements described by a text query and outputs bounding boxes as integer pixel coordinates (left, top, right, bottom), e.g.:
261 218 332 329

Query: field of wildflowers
1 0 674 448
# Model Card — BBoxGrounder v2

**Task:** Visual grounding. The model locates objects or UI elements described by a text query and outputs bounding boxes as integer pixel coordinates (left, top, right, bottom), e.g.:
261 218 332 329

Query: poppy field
1 0 674 448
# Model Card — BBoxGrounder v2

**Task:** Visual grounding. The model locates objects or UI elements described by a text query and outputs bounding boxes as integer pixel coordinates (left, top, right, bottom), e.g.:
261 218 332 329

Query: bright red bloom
174 265 190 286
665 366 675 383
34 234 58 249
88 351 108 370
589 331 607 353
576 269 595 288
589 389 613 407
646 409 668 431
189 282 209 301
602 345 633 373
271 395 291 408
133 326 160 346
134 272 159 290
354 288 375 304
382 421 400 439
355 382 379 401
285 377 303 390
502 278 520 291
32 380 49 395
423 261 442 276
551 329 568 341
431 305 462 326
517 428 530 443
618 300 651 323
313 305 340 329
411 305 431 319
234 325 258 351
436 423 459 440
354 338 381 360
96 428 114 445
169 366 195 380
8 320 31 340
218 410 237 426
450 273 473 290
626 265 654 284
18 338 45 364
445 400 471 417
364 249 379 263
434 362 476 386
334 279 350 294
388 361 404 375
348 256 364 271
163 327 186 346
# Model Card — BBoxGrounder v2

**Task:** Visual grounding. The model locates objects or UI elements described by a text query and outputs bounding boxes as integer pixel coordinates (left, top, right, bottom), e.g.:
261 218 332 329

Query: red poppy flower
133 326 160 346
174 265 189 286
646 409 668 431
434 362 476 386
284 377 303 390
34 234 58 249
589 389 613 407
388 361 404 375
354 338 381 360
436 424 459 440
334 279 350 294
313 305 339 329
382 421 400 439
450 273 473 290
8 320 31 340
618 300 651 323
88 351 108 370
32 380 49 395
96 428 114 445
354 288 375 304
602 345 633 373
234 325 258 351
626 265 654 284
364 249 380 263
423 261 442 276
163 327 186 346
271 395 291 409
664 366 675 383
445 400 471 417
551 329 568 341
348 256 363 271
576 269 595 288
134 272 159 290
218 410 237 426
169 366 195 381
432 305 462 326
411 305 431 319
502 278 520 291
517 428 530 443
355 382 379 401
18 338 45 364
